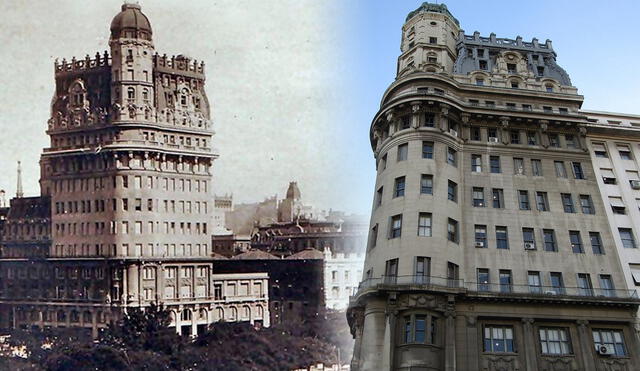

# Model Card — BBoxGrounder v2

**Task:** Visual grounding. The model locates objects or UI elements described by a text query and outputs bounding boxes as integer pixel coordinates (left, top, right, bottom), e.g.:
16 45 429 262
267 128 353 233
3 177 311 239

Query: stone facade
0 4 267 337
348 3 640 370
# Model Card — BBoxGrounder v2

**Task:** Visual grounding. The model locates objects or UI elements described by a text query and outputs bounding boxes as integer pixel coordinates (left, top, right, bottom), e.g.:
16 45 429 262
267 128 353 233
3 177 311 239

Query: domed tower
109 3 155 121
348 2 639 370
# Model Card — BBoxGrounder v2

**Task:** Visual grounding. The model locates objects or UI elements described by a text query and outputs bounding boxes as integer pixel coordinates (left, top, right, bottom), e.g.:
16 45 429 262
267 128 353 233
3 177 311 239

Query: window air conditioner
474 242 485 248
630 180 640 189
597 345 615 356
524 243 535 250
544 290 557 295
489 137 499 143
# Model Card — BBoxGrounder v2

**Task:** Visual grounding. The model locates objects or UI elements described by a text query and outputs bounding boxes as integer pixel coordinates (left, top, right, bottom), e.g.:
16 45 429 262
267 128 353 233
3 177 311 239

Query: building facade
0 4 267 337
585 112 640 296
348 3 640 371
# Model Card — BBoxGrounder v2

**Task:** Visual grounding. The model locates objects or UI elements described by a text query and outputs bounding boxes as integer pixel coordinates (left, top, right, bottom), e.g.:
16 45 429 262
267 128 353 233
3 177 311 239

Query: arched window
83 311 92 323
70 310 79 322
199 308 207 320
57 310 66 322
545 83 554 92
230 307 237 320
216 307 224 320
256 305 264 318
181 309 192 321
142 88 149 101
127 87 135 100
242 305 250 319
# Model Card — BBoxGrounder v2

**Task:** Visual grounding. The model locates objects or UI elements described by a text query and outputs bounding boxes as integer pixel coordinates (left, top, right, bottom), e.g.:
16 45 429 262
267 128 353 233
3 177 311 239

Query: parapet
54 51 111 75
459 31 554 53
153 53 205 77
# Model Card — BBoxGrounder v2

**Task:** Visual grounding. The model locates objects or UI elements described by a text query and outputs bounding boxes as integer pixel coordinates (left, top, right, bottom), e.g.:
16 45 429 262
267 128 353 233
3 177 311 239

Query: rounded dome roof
110 3 152 39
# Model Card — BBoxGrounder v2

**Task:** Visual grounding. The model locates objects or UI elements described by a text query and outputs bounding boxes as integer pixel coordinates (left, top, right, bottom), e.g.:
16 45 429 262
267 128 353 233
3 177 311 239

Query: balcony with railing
353 275 639 304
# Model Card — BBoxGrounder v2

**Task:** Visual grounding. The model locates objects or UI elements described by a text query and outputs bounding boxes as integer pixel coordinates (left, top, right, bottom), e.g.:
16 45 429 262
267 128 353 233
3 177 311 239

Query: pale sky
1 1 639 216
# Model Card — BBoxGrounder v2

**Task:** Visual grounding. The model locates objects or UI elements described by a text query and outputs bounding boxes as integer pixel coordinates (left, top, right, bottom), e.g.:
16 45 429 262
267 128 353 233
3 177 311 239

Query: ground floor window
483 326 515 353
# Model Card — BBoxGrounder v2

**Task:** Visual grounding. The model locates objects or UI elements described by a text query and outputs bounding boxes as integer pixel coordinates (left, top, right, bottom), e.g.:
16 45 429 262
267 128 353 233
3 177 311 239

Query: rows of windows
54 221 208 236
142 131 208 148
481 326 626 356
2 266 105 280
593 142 636 162
51 243 210 257
55 198 209 215
52 175 209 193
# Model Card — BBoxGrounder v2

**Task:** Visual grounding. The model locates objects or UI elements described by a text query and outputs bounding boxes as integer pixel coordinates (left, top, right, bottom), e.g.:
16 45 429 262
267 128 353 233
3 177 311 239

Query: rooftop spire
16 161 23 198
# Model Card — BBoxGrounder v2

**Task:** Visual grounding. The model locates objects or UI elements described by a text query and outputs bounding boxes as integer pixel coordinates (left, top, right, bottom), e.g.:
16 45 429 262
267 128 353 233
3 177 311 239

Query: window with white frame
483 326 515 353
539 327 572 355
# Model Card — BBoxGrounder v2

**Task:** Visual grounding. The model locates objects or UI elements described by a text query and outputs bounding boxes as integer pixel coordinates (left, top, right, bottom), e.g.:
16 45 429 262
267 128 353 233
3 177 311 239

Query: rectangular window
488 128 498 141
550 272 565 294
528 271 542 293
499 270 512 293
513 158 525 175
390 215 402 238
593 143 608 158
539 328 572 355
549 134 560 147
394 176 406 198
599 274 615 297
577 273 593 296
420 174 433 195
447 180 457 202
572 162 585 179
397 143 408 161
471 127 481 141
477 268 490 291
580 195 594 214
536 192 549 211
570 231 583 253
523 228 535 248
527 132 538 145
510 131 520 144
610 196 626 214
429 37 437 44
475 225 487 247
369 224 378 249
447 218 458 243
492 189 504 209
422 141 434 158
483 326 515 353
618 145 633 160
565 134 577 148
592 329 626 356
531 159 542 176
619 228 637 249
518 190 530 210
417 213 432 237
561 193 575 213
415 257 431 284
471 154 482 172
447 147 457 166
543 229 557 252
490 156 501 173
554 161 567 178
376 187 383 207
496 226 509 249
379 154 387 171
385 259 398 284
589 232 604 255
472 187 485 207
601 168 616 184
423 114 435 128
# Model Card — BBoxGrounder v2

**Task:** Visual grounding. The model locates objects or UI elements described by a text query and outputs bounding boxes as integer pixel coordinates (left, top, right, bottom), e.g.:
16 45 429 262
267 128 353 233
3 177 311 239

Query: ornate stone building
348 3 640 370
0 4 268 337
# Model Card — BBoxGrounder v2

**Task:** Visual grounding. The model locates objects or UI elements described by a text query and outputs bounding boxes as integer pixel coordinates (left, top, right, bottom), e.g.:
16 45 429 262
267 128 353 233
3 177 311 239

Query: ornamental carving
398 294 438 309
599 358 631 371
540 356 576 371
483 355 519 371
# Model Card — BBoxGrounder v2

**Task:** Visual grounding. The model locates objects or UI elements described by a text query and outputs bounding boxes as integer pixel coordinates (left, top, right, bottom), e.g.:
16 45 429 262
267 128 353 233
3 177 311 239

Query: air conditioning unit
597 345 615 356
489 137 499 143
630 180 640 189
544 290 557 295
524 243 536 250
474 242 485 248
449 129 458 137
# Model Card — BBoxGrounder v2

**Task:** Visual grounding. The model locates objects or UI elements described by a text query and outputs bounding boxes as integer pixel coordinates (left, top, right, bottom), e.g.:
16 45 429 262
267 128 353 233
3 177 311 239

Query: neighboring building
212 250 325 325
0 4 266 337
348 3 640 371
213 194 233 231
584 112 640 295
324 247 364 310
211 232 251 258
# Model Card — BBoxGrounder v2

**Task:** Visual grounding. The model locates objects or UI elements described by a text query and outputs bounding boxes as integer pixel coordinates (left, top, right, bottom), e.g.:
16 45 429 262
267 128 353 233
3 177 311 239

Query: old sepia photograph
0 1 639 370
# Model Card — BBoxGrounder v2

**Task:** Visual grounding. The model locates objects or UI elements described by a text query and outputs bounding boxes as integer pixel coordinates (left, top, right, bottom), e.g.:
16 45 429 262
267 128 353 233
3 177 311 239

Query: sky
0 1 639 216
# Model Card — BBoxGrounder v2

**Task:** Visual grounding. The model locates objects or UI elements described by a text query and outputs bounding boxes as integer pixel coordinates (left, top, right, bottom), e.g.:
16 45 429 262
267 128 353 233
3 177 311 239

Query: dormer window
511 82 519 89
479 60 487 70
477 49 485 58
507 63 517 74
429 37 437 44
428 56 437 63
476 79 484 86
546 84 554 92
537 66 545 76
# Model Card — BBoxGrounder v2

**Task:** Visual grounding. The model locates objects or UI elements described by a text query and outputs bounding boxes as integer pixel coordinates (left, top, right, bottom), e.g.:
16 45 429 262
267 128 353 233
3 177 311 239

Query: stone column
445 305 456 371
539 120 549 148
360 299 387 370
463 315 479 370
439 105 449 132
350 309 365 370
499 117 510 145
381 311 393 370
411 102 422 129
460 113 471 141
385 111 396 137
576 320 596 371
126 264 139 307
521 318 538 371
91 310 98 339
191 308 198 336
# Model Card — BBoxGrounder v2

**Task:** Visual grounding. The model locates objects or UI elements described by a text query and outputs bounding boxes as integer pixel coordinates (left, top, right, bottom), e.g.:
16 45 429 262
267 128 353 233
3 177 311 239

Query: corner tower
348 3 640 370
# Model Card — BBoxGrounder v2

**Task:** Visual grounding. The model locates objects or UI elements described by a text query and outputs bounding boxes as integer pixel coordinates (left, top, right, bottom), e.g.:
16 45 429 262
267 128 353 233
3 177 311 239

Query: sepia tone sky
1 1 639 216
